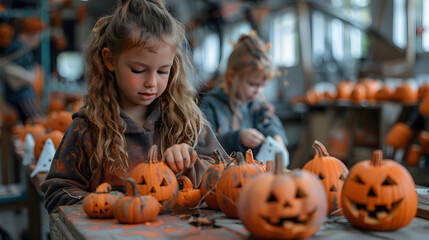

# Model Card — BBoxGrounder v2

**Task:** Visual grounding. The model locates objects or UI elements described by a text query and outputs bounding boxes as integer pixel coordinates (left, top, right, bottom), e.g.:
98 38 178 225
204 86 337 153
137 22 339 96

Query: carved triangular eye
160 178 168 187
353 175 364 184
318 173 325 180
235 182 242 188
382 176 397 186
295 188 307 199
140 176 147 185
339 174 345 181
267 193 278 203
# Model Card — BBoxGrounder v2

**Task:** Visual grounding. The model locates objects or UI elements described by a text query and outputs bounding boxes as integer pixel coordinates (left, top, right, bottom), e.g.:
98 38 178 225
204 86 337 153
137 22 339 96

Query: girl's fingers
164 149 178 173
189 147 197 166
173 145 184 171
180 145 191 169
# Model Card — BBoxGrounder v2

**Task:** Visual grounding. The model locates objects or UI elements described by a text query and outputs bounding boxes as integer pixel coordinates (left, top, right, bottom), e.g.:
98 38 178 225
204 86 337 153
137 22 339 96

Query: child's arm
253 100 288 148
41 118 92 214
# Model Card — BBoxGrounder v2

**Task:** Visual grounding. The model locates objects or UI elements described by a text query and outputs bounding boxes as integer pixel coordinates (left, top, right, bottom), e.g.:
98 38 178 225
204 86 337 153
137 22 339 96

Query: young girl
200 31 288 158
41 0 227 214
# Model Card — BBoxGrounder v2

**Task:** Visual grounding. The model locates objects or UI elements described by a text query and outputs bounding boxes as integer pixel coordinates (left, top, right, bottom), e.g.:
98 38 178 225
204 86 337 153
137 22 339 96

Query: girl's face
233 70 270 103
109 39 175 111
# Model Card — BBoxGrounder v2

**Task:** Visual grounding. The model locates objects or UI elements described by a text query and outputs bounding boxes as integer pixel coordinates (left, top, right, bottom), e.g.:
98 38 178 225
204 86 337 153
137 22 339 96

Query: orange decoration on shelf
341 150 418 231
393 82 418 103
419 130 429 154
405 144 421 167
238 153 327 239
375 85 394 101
336 81 355 100
83 183 124 219
34 130 63 161
384 122 413 150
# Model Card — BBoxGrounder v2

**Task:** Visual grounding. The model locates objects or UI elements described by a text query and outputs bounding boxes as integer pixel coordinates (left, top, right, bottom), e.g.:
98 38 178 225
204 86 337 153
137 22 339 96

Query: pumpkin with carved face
128 145 178 213
216 152 263 218
83 183 123 218
341 150 418 231
239 153 327 239
303 140 348 214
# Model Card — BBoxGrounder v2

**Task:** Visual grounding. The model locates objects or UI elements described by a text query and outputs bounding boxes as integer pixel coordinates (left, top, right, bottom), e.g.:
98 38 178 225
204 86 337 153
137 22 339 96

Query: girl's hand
163 143 197 173
240 128 265 148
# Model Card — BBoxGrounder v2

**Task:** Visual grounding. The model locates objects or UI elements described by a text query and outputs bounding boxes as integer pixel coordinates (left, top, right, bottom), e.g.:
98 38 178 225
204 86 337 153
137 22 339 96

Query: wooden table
49 203 429 240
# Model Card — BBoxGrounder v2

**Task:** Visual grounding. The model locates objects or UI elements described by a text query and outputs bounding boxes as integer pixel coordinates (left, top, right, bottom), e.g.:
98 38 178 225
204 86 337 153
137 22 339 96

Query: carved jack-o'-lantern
216 151 263 218
128 145 178 213
200 149 228 209
342 150 418 231
83 183 124 218
239 153 327 239
303 140 348 214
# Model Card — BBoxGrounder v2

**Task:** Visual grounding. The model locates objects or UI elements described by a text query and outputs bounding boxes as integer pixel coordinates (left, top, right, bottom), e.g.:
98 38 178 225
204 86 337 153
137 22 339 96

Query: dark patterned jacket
200 86 288 155
41 101 226 214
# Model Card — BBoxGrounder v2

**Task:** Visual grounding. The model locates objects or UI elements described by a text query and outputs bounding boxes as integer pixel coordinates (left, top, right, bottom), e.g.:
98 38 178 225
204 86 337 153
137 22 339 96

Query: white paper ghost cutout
31 138 56 177
22 133 35 166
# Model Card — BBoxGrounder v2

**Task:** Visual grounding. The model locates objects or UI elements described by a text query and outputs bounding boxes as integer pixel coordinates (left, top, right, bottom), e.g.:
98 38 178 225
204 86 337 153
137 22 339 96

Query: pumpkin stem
371 150 383 166
245 149 255 164
312 140 329 157
274 152 285 175
148 145 158 163
214 148 226 163
95 183 112 193
266 160 275 173
236 152 245 165
126 177 141 197
177 175 193 191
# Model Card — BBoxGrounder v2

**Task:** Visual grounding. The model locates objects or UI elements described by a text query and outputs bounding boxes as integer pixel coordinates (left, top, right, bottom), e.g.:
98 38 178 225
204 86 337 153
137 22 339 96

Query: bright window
312 11 325 63
193 33 220 74
393 0 407 48
331 19 344 60
220 22 252 70
271 11 297 67
423 0 429 51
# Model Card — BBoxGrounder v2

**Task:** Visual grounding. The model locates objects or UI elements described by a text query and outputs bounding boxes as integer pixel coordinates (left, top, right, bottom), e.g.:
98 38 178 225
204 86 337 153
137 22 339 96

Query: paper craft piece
31 138 55 177
22 133 35 166
256 136 289 167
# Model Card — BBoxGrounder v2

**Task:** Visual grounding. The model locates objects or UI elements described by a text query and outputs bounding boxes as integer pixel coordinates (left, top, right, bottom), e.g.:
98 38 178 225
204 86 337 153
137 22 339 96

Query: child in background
200 31 288 158
41 0 227 214
0 17 45 123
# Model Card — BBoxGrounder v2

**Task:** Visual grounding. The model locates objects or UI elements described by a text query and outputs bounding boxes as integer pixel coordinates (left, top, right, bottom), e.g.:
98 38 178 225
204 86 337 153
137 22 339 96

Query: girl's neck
123 106 147 126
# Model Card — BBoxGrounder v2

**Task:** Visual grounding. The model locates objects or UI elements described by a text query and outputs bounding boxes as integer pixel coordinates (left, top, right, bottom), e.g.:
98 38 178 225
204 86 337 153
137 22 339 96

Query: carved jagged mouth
261 209 316 228
349 198 403 220
159 199 169 206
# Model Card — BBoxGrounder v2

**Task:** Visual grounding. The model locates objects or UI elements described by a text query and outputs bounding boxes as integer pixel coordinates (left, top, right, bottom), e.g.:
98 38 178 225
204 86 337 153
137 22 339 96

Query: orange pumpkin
361 78 381 101
393 82 418 103
200 149 228 210
82 183 124 218
245 149 266 171
384 122 413 150
419 130 429 154
216 151 263 218
342 150 418 231
177 175 201 208
303 141 348 215
238 153 327 239
34 130 63 161
50 111 73 132
419 92 429 116
114 178 161 224
351 83 367 103
19 123 46 143
375 85 394 101
405 144 421 167
336 81 355 100
128 145 178 213
418 83 429 100
0 23 14 48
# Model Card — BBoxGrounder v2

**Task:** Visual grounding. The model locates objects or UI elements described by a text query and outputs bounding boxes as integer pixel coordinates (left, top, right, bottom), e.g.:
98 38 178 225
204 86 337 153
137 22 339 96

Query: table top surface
53 203 429 240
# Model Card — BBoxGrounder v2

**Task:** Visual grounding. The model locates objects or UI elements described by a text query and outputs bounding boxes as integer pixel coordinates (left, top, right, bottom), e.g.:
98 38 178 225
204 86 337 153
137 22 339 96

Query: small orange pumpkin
177 175 201 208
200 149 228 209
216 151 264 218
82 183 124 218
342 150 418 231
336 81 355 100
405 144 421 167
419 130 429 154
19 123 46 143
50 111 73 132
393 82 418 103
34 130 63 161
128 145 178 213
238 153 327 239
351 83 367 103
375 85 394 101
0 23 14 48
303 141 348 215
114 178 161 224
384 122 413 150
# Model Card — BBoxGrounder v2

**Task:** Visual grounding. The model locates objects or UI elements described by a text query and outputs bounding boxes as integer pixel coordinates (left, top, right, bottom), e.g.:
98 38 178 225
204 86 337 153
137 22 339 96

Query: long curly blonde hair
81 0 204 175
